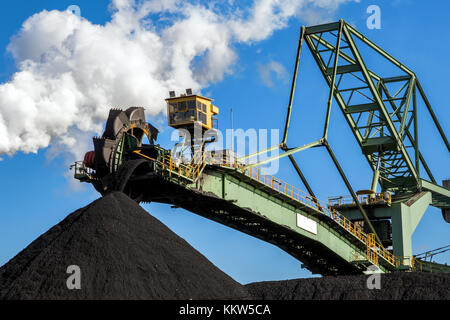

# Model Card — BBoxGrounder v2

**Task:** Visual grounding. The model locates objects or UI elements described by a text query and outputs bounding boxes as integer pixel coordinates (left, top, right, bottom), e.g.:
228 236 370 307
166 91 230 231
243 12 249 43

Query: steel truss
243 20 450 244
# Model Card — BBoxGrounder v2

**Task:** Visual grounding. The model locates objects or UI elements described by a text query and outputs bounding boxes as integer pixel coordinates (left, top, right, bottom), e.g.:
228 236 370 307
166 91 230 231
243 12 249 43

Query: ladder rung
326 64 361 75
345 103 378 114
361 136 397 154
339 86 369 92
355 123 385 129
306 22 340 34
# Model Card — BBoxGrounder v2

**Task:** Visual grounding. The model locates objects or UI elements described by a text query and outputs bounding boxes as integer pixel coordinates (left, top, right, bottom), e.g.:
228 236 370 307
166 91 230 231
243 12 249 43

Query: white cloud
258 60 289 88
0 0 357 161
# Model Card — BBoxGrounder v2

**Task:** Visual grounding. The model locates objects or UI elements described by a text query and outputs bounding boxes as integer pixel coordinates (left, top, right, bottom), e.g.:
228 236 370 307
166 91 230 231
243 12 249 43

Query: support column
391 192 432 260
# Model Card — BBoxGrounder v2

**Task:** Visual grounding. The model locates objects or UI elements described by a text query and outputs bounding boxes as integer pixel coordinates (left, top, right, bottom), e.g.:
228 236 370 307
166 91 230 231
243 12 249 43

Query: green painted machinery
72 20 449 275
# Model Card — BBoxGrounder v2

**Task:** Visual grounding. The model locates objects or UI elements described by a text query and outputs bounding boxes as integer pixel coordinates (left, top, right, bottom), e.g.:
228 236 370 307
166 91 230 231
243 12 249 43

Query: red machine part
83 151 95 169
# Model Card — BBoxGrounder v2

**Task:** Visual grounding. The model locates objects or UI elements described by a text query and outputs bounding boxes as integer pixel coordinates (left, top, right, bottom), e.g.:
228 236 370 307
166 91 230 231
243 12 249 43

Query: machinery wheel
114 159 149 202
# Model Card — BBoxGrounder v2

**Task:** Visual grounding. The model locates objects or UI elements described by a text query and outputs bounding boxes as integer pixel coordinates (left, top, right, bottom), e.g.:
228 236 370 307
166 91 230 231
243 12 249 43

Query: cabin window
198 112 207 125
188 110 196 120
178 101 187 111
188 100 196 110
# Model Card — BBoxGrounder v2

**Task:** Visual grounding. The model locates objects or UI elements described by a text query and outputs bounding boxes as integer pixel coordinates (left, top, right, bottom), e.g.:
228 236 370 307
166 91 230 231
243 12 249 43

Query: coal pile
0 192 249 300
246 272 450 300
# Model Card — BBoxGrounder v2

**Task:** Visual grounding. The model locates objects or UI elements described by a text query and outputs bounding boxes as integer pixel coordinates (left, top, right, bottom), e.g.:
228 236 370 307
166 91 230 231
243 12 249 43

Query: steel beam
323 20 343 139
197 168 389 273
416 80 450 152
341 24 419 184
244 139 323 169
287 154 316 199
380 81 436 183
282 26 306 146
323 141 382 244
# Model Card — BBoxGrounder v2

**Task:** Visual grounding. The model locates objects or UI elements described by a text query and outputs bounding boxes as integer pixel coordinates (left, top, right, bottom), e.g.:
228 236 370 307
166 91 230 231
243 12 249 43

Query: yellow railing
366 233 379 266
399 256 439 272
156 151 430 272
328 193 392 206
160 154 205 182
244 167 398 267
209 154 402 269
70 161 98 181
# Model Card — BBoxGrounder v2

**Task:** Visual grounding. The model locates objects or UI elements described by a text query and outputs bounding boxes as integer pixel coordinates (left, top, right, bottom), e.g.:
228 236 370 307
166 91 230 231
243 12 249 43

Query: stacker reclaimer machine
72 20 449 275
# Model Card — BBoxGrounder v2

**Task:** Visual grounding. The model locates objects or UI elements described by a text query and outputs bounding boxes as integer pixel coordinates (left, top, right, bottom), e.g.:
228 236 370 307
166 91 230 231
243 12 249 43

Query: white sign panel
296 214 317 235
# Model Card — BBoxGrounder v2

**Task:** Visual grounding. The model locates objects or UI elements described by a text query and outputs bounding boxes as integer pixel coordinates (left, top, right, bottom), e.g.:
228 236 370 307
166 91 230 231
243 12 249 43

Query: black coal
1 191 447 300
246 272 450 300
0 192 249 300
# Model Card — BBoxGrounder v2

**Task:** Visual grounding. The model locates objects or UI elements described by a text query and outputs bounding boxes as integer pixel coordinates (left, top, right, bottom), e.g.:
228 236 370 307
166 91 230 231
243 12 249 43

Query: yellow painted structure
166 93 219 131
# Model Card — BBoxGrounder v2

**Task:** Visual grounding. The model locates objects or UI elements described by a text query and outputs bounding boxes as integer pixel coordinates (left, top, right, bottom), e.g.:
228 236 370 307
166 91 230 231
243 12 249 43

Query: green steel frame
128 160 450 274
74 20 450 275
302 21 448 191
244 20 450 244
137 164 393 275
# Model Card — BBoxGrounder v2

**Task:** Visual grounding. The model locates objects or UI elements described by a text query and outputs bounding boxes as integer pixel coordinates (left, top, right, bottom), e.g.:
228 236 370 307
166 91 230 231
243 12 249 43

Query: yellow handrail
210 154 403 269
328 192 392 206
159 152 427 271
159 154 206 183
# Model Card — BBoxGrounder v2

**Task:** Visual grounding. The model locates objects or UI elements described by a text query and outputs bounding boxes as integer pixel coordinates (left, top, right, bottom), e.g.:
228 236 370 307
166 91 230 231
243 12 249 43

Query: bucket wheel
82 107 159 197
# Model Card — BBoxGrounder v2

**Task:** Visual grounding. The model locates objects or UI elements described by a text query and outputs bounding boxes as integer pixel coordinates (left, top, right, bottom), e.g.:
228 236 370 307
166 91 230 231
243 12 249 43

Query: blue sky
0 0 448 284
